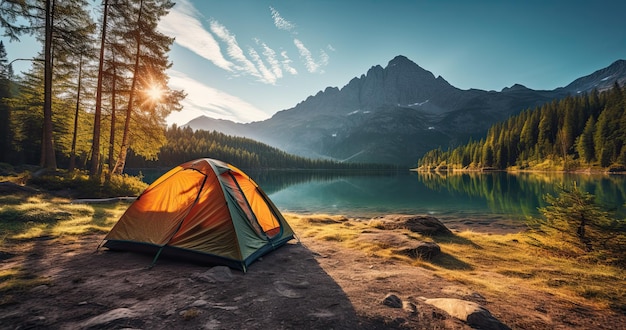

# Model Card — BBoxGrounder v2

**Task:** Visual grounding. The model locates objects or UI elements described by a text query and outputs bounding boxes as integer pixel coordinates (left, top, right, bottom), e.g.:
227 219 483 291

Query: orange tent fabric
103 158 295 271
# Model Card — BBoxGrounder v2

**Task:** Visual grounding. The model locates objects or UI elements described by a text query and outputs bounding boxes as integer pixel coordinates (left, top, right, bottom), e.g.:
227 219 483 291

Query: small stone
30 285 49 293
382 293 403 308
192 266 233 283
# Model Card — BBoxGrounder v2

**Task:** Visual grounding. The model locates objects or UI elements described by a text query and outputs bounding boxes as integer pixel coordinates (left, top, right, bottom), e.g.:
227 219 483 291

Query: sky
2 0 626 126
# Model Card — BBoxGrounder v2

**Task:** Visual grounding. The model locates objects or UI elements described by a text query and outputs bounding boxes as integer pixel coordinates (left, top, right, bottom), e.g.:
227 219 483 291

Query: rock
395 241 441 260
30 285 49 293
441 286 487 303
382 293 403 308
357 231 441 260
375 215 453 236
81 308 137 328
204 318 222 330
273 280 309 298
192 266 233 283
421 298 510 330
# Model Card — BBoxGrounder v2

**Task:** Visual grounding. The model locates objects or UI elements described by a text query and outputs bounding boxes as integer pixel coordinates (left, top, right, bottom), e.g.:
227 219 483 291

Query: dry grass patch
285 213 626 312
426 230 624 311
0 194 128 240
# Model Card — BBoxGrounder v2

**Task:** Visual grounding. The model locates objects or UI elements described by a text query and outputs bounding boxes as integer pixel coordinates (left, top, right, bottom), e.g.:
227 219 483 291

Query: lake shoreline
411 166 626 175
285 211 528 235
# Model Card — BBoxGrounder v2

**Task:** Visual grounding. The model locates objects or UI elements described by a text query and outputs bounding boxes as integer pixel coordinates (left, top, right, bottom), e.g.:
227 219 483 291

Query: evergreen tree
90 0 110 177
417 83 623 171
1 0 96 170
0 41 13 161
576 116 596 164
533 183 613 253
7 68 45 164
110 0 183 175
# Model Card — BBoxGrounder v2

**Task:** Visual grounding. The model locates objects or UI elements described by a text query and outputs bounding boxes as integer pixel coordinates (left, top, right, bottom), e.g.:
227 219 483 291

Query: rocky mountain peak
501 84 529 92
185 56 626 166
562 59 626 93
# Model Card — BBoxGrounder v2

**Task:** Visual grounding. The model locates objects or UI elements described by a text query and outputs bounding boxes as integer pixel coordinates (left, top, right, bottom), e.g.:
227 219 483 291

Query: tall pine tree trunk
69 54 83 172
90 0 109 178
106 50 117 181
42 0 56 170
113 0 144 175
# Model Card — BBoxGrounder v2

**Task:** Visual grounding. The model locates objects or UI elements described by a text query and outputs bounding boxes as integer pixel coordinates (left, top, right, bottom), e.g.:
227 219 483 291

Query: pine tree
110 0 183 174
0 41 13 161
576 116 596 165
533 183 613 253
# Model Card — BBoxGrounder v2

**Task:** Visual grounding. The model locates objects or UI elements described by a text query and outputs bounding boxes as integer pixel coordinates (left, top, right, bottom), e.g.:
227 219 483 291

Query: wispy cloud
167 70 269 123
281 51 298 75
248 47 277 84
158 0 233 71
270 7 329 74
294 39 328 73
257 39 284 79
161 0 329 83
208 20 260 78
270 6 296 32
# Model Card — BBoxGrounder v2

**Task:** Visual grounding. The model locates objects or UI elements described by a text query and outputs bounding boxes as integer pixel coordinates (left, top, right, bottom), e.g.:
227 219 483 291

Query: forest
0 0 184 179
124 125 399 170
417 83 626 172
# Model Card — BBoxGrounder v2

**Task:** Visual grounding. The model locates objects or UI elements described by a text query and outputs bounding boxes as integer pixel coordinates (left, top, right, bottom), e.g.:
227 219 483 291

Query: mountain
184 56 626 166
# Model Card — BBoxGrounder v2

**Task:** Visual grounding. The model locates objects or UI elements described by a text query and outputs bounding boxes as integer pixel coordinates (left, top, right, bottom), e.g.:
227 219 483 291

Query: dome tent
102 158 295 272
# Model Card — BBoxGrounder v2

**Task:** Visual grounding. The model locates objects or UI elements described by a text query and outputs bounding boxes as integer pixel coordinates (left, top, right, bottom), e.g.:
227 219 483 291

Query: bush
27 170 147 198
101 173 147 197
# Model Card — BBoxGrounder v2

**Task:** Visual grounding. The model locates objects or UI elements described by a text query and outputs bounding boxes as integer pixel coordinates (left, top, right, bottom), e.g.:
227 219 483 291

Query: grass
0 194 127 241
440 231 624 307
285 213 626 313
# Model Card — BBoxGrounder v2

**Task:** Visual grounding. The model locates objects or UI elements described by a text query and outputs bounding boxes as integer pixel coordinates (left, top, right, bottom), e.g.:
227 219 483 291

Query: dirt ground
1 219 624 330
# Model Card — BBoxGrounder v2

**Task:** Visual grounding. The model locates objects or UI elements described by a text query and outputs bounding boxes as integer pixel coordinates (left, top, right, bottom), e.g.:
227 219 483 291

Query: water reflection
132 168 626 222
253 170 626 221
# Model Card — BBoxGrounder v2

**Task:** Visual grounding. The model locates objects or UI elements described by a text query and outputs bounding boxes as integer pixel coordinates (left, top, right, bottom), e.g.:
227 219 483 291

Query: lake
132 169 626 225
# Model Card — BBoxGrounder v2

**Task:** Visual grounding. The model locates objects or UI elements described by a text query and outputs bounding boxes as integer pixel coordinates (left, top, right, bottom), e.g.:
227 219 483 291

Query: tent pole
148 247 164 269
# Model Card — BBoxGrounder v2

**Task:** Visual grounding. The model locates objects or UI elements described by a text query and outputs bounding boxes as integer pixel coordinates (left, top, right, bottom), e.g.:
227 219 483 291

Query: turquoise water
255 170 626 221
129 169 626 223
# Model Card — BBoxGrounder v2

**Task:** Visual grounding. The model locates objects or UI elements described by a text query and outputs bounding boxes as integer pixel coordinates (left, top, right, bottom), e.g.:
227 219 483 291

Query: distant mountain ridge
185 56 626 166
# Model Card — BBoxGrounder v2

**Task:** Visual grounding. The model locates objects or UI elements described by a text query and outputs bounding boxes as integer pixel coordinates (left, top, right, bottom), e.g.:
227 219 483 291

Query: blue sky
3 0 626 125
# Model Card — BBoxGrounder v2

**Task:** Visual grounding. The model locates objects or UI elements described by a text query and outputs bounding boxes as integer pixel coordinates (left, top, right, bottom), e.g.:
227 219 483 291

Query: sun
145 84 164 102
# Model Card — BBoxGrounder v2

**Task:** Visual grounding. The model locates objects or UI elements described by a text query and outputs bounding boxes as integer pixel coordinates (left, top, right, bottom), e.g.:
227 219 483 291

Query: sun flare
145 85 164 101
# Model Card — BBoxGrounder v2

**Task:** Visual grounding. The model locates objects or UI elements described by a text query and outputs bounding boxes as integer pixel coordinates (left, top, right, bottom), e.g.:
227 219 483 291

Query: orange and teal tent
102 158 295 272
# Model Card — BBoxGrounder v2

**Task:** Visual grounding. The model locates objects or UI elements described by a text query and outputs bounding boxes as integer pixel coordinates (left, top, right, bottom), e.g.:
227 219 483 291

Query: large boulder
421 298 510 330
373 215 453 236
396 241 441 259
356 232 441 260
